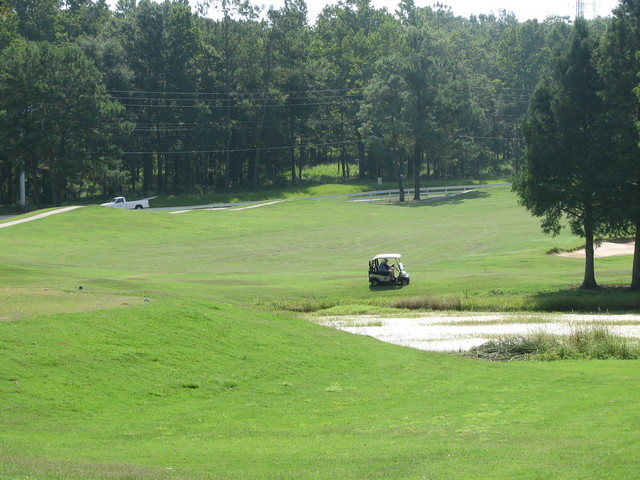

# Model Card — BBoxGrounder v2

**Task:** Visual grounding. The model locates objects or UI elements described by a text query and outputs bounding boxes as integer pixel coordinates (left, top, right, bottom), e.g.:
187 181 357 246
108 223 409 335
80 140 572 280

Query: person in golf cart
369 254 410 286
378 258 396 281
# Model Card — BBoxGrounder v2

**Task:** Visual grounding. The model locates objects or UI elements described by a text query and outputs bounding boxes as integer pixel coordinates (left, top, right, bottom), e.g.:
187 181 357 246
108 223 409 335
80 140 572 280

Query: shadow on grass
381 190 490 208
368 283 407 291
369 284 403 292
530 285 640 313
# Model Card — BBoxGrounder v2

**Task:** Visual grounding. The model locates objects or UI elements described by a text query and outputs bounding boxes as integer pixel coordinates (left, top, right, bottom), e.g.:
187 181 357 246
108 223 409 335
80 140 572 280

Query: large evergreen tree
359 55 410 201
599 0 640 290
515 19 609 288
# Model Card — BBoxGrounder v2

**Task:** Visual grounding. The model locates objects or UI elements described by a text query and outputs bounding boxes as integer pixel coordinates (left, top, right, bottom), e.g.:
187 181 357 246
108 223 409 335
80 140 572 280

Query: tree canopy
0 0 583 206
0 41 130 206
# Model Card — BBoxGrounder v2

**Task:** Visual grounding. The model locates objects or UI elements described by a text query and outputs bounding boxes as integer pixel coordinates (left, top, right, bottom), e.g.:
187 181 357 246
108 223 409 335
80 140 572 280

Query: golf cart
369 254 410 286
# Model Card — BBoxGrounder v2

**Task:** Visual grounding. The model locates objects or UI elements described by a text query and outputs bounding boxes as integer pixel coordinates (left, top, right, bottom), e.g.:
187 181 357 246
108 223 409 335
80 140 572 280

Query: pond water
318 313 640 352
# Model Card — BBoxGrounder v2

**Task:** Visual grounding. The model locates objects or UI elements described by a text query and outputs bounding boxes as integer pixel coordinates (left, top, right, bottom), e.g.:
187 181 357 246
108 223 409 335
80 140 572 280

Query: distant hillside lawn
1 187 639 479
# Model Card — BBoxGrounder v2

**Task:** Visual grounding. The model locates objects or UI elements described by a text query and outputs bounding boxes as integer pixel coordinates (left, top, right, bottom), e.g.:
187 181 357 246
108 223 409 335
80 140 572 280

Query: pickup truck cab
100 196 156 210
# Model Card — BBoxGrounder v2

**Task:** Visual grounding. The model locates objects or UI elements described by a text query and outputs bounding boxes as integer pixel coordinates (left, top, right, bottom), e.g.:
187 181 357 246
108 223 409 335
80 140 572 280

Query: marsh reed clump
391 296 463 311
464 325 640 361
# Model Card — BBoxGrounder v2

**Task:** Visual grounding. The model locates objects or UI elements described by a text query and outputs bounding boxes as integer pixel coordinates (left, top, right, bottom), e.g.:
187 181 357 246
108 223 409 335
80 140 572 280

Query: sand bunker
319 313 640 352
555 240 635 258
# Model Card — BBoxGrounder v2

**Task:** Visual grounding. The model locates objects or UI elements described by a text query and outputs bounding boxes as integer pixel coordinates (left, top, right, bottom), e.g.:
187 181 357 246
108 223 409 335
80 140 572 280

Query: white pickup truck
100 196 156 210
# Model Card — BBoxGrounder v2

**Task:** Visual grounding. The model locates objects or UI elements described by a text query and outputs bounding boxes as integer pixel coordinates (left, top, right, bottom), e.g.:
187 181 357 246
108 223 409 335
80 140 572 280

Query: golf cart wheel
401 278 409 286
370 278 379 286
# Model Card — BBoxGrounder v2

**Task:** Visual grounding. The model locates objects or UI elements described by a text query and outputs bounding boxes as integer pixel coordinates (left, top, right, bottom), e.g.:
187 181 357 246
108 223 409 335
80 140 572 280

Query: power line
107 87 362 97
122 139 359 155
120 133 524 155
110 94 364 104
116 99 363 109
457 135 523 141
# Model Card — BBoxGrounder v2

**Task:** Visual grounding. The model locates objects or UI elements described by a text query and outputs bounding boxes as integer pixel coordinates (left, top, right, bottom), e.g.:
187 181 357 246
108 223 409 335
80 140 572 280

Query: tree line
1 0 582 207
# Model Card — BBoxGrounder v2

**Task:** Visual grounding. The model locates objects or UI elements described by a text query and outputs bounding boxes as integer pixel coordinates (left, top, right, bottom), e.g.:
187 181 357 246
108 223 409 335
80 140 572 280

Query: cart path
0 206 83 229
168 200 284 214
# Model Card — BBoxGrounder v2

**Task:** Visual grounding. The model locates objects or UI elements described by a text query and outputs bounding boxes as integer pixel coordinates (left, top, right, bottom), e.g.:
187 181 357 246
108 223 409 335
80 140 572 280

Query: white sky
306 0 620 22
107 0 621 23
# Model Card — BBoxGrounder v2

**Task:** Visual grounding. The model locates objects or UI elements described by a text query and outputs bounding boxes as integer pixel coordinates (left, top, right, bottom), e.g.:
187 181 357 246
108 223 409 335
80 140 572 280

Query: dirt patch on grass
0 287 145 321
0 456 179 480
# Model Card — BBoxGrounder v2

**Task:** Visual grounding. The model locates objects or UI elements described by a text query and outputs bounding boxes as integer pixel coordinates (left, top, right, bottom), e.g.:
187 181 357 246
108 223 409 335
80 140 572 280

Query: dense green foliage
515 2 640 289
599 0 640 289
0 0 590 207
2 187 640 479
516 19 608 288
0 41 131 206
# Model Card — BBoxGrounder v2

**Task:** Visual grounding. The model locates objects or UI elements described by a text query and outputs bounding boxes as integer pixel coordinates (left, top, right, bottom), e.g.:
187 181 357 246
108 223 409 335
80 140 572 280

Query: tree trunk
413 141 422 201
157 154 164 192
143 153 153 195
253 73 271 190
253 93 268 189
582 213 598 289
30 159 41 209
49 156 58 206
631 220 640 291
355 129 366 179
290 114 296 183
391 121 404 202
398 178 405 202
225 92 232 188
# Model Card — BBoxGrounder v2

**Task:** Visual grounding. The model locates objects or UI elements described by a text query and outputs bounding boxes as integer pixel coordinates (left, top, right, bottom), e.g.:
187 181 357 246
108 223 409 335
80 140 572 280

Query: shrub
565 325 638 360
464 334 551 362
266 298 341 313
391 296 463 311
463 325 640 361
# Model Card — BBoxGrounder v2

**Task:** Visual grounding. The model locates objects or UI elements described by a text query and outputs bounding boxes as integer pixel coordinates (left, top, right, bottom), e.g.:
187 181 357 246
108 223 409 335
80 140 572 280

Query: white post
19 165 26 210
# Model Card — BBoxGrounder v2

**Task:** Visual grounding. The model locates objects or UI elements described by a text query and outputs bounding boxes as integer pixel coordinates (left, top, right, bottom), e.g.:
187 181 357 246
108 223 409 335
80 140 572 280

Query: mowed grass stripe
1 188 631 305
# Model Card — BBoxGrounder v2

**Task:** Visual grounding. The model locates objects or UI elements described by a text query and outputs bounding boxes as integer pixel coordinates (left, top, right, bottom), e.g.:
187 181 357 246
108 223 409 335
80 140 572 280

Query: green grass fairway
2 187 639 479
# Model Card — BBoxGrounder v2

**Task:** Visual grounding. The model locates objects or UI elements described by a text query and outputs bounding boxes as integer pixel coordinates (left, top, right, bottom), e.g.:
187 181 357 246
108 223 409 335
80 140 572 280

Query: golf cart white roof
373 253 402 260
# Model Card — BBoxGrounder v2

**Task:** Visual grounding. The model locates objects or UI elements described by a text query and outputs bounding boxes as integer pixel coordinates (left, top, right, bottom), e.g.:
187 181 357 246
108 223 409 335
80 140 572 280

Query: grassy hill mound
3 298 639 479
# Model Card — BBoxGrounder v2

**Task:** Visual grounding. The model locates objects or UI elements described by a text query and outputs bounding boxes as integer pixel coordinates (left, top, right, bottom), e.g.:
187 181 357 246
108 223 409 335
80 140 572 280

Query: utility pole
19 161 26 212
576 0 585 19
